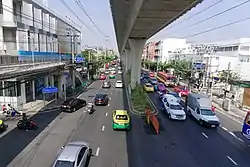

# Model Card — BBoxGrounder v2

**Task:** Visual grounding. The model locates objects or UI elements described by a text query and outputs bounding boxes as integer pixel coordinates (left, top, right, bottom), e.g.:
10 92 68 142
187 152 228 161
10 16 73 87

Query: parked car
174 85 189 96
118 70 122 74
99 74 106 80
112 110 130 130
52 141 92 167
115 80 123 88
61 98 87 112
102 81 111 88
94 93 109 105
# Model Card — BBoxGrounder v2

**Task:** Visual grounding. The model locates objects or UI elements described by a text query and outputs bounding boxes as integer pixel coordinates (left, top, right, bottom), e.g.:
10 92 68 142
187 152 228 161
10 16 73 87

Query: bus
242 111 250 140
156 71 176 87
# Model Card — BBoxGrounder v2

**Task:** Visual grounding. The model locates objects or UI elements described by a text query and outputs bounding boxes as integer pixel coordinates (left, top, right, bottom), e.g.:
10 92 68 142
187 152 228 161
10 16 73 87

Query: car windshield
117 81 122 83
96 94 105 98
116 115 128 120
170 104 182 110
54 160 74 167
63 98 74 104
146 84 152 87
169 93 180 98
201 109 215 116
104 82 109 84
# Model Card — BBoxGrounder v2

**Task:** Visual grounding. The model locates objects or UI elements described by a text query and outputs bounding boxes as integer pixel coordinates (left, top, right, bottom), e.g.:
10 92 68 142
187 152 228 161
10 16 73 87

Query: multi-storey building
0 0 81 65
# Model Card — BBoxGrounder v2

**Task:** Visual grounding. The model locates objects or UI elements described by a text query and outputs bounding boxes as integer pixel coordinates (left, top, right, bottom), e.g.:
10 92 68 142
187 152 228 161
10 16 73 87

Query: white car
118 70 122 74
105 71 109 74
162 97 186 120
115 80 123 88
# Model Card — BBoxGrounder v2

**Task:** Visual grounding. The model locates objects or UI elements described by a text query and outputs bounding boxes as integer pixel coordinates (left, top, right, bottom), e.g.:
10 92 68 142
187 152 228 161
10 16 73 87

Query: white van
186 93 220 128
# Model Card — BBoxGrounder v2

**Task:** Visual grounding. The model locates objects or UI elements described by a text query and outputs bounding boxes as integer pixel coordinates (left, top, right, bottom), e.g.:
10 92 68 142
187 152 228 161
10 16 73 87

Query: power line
167 0 224 29
169 0 250 36
182 16 250 38
75 0 107 37
59 0 96 35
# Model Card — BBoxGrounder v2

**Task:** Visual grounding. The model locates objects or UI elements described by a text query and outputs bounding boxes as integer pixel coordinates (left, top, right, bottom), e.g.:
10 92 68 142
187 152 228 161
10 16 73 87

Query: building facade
0 0 81 65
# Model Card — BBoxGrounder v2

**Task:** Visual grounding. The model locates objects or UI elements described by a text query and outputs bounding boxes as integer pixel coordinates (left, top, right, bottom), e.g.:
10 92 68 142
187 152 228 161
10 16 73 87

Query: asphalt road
135 80 250 167
72 73 129 167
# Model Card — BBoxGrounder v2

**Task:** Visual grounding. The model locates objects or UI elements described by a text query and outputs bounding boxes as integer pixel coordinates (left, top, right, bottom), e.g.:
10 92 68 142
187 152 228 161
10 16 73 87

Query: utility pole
188 58 194 91
87 49 91 80
222 62 231 106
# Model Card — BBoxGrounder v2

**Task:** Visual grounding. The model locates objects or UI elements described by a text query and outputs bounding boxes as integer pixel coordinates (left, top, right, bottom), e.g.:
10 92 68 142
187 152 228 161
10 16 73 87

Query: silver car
52 141 92 167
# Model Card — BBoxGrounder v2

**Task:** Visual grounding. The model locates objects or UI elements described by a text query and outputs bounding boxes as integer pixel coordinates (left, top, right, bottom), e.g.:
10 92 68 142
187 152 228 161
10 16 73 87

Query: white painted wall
0 27 4 50
40 34 46 52
50 16 56 34
18 29 29 50
22 1 33 26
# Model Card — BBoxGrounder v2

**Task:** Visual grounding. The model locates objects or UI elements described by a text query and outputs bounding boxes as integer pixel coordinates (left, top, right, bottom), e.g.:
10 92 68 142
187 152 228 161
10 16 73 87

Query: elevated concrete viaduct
110 0 203 88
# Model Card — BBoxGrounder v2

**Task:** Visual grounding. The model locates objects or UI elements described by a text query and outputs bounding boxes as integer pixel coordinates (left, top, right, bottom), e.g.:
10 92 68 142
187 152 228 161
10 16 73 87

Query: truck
186 93 220 128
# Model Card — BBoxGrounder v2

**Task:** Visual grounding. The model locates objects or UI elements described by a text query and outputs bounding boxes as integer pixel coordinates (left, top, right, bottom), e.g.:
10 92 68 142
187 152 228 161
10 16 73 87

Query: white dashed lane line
105 112 108 116
96 147 100 156
101 125 105 131
229 132 237 138
221 126 228 131
201 132 208 139
108 104 110 106
227 156 238 166
220 126 245 143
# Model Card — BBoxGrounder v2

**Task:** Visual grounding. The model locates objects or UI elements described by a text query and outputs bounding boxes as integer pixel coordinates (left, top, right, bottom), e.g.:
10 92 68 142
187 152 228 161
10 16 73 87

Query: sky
48 0 250 51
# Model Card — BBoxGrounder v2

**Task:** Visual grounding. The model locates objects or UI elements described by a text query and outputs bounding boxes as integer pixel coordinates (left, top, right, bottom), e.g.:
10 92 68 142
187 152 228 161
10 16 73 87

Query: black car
94 94 109 105
102 81 111 88
61 98 87 112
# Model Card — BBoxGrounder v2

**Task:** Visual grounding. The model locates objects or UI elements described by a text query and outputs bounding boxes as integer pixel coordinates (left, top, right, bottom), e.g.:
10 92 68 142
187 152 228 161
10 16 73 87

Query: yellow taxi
143 83 154 92
112 110 130 130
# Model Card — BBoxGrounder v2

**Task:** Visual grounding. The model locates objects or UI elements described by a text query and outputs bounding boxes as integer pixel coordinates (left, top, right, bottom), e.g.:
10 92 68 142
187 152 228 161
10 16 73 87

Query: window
170 104 182 110
201 109 215 116
225 47 232 51
233 46 239 51
55 160 74 167
240 46 250 51
77 147 87 166
116 115 128 120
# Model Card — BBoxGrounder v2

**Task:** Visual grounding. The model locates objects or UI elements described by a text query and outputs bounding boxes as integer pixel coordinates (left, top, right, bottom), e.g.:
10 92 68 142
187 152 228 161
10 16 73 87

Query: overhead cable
59 0 96 35
168 0 250 36
182 16 250 38
75 0 107 37
167 0 225 29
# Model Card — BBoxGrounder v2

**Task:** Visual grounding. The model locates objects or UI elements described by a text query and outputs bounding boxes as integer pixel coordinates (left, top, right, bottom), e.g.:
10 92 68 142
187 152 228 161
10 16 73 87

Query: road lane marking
201 132 208 139
105 112 108 116
229 132 237 138
237 138 244 142
84 110 86 113
221 126 228 131
108 104 110 106
227 156 238 166
110 97 112 100
96 147 100 156
101 125 105 131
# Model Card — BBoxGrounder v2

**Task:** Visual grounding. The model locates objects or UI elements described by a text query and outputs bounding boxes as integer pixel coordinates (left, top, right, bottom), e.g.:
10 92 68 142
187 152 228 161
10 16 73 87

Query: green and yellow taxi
143 83 154 92
112 110 130 130
109 74 115 79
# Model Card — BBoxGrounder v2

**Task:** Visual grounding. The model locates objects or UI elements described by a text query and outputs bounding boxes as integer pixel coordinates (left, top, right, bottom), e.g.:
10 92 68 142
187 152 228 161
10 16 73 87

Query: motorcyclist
22 113 29 127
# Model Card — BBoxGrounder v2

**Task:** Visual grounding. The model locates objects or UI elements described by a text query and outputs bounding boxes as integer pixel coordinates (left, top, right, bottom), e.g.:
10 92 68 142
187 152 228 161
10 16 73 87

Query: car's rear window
54 160 74 167
117 81 122 83
63 98 74 104
146 84 152 87
170 104 182 110
96 94 105 98
116 115 128 120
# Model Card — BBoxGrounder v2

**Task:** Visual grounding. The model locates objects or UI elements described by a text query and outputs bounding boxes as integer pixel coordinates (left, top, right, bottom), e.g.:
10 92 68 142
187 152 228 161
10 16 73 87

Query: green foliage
131 85 153 112
220 70 240 82
126 69 131 85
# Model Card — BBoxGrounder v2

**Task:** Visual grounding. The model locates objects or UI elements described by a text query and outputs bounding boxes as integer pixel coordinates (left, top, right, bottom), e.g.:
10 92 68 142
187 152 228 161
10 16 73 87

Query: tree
220 70 240 83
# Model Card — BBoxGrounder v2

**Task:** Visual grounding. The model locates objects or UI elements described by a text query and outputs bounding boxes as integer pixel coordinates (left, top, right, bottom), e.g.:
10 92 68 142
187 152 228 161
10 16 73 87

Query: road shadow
0 105 61 166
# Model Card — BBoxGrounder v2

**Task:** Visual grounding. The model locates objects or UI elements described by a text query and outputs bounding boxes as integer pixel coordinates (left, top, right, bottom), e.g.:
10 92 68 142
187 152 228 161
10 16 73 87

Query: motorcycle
17 120 38 130
0 123 8 133
87 102 95 115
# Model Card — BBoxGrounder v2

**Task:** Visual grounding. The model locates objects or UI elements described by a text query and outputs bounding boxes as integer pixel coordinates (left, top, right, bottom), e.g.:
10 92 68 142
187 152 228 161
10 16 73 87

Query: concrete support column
44 75 49 87
32 80 36 101
57 73 66 99
49 74 54 87
124 50 130 72
70 68 76 90
20 80 26 104
129 39 146 89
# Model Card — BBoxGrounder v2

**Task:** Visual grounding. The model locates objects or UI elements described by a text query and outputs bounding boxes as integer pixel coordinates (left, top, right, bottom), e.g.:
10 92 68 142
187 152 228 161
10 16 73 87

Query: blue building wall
17 50 81 62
